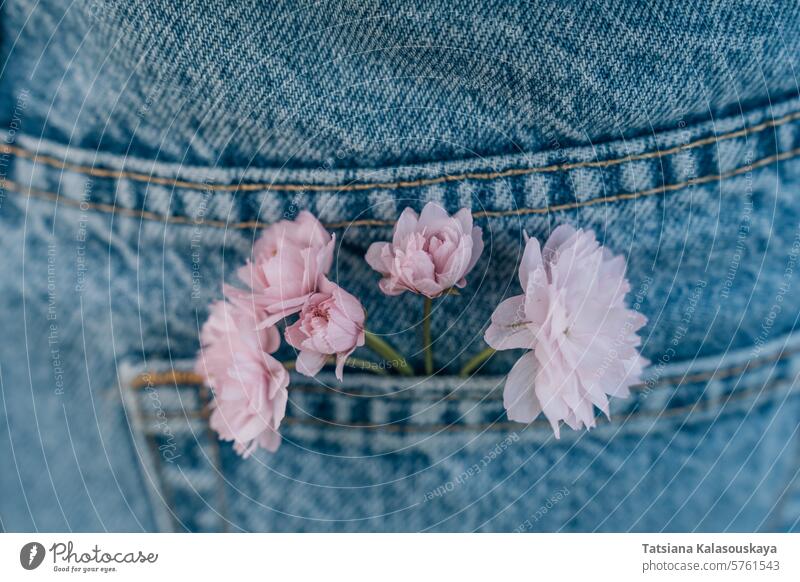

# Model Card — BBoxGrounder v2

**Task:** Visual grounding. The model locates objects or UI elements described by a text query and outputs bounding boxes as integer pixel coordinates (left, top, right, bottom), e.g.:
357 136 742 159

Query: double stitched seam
5 146 800 230
156 375 798 432
3 109 800 193
130 340 800 402
281 377 798 431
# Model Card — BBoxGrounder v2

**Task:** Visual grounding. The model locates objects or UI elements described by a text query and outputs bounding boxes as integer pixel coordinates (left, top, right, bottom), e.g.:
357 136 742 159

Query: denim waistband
2 1 799 170
3 94 800 229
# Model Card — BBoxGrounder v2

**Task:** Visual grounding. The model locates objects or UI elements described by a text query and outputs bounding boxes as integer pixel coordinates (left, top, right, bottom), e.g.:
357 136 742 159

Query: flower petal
393 206 420 243
542 223 577 263
296 350 327 377
485 295 536 350
503 351 542 423
417 201 450 230
365 241 391 274
519 236 544 290
467 225 484 273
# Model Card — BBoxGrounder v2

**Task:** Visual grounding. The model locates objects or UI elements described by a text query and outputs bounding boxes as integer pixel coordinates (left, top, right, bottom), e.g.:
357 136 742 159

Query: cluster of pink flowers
196 211 365 456
196 202 649 457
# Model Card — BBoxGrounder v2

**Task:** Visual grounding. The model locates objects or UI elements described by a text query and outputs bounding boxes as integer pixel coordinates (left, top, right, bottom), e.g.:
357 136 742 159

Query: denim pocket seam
165 375 791 433
292 375 797 432
123 365 231 532
128 364 797 432
8 145 800 230
3 109 800 194
130 333 800 403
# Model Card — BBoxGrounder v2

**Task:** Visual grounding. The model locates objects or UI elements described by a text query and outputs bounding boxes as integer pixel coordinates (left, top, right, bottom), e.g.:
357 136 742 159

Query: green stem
459 347 496 377
423 296 434 375
363 331 413 376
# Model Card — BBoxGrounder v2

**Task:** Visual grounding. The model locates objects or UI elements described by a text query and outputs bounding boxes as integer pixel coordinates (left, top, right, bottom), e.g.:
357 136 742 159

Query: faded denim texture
1 0 800 532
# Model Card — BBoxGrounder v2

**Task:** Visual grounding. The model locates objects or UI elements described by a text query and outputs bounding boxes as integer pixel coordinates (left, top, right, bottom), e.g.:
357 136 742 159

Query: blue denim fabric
1 0 800 532
1 1 800 169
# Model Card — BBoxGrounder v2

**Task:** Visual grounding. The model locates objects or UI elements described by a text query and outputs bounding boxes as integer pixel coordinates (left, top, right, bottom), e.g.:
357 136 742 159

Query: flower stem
423 296 434 375
364 331 414 376
459 346 496 377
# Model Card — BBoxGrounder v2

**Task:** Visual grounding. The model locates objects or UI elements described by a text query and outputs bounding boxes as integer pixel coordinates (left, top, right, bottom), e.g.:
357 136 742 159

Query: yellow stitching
6 145 800 230
281 377 795 431
130 338 800 400
161 375 795 432
0 180 234 228
3 109 800 194
131 370 203 389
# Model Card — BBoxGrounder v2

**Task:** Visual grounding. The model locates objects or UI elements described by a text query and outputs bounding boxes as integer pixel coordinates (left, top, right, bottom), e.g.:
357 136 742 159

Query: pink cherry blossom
226 211 335 326
484 225 648 437
285 277 366 381
195 300 289 456
365 202 484 298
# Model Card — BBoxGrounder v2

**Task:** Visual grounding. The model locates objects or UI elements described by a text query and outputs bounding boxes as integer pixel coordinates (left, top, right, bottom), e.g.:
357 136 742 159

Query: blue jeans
1 0 800 531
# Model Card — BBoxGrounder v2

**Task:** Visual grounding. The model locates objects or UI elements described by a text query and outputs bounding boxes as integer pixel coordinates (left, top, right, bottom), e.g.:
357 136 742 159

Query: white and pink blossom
485 225 648 436
285 277 366 381
365 202 483 297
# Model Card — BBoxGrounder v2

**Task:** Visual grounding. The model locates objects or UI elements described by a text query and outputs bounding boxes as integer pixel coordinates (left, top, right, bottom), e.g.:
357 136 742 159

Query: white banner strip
1 533 798 581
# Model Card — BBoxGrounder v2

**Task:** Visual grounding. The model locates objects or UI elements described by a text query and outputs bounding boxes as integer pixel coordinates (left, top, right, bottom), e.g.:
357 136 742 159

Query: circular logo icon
19 542 46 570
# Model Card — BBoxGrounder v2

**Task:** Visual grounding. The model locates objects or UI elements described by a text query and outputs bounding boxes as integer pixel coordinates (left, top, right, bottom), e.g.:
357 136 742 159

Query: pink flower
226 211 335 326
484 225 648 437
365 202 484 297
195 301 289 456
285 277 366 381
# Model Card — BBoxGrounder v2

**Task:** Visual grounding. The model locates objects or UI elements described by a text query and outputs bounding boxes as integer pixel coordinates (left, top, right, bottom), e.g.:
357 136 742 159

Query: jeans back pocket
122 327 800 532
